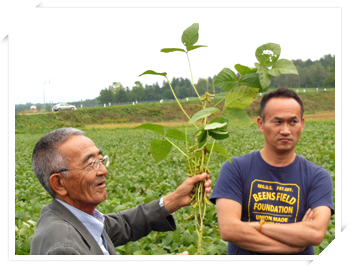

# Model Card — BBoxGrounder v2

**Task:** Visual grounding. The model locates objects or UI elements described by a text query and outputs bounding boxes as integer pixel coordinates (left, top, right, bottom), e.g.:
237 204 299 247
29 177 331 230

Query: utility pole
43 79 50 111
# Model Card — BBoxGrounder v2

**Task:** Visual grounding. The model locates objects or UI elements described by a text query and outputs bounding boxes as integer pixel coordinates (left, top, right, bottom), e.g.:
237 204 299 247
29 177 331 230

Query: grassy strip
15 91 335 134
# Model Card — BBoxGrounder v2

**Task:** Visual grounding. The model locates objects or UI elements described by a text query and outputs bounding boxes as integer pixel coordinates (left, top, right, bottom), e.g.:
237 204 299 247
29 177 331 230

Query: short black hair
259 88 304 122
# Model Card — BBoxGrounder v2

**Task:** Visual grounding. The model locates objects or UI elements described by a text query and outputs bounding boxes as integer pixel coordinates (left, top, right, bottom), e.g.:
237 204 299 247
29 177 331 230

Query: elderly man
30 128 211 255
210 88 334 255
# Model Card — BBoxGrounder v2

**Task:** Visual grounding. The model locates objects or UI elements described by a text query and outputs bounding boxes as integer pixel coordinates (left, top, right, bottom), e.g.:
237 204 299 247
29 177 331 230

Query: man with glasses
30 127 212 255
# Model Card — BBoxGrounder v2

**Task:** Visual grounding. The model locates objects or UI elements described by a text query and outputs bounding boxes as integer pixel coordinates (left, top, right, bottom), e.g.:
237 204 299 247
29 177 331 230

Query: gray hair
32 127 84 197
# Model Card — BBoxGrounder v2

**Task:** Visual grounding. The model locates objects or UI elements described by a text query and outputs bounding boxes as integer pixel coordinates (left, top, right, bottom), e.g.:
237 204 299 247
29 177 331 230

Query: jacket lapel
102 228 118 255
51 199 105 255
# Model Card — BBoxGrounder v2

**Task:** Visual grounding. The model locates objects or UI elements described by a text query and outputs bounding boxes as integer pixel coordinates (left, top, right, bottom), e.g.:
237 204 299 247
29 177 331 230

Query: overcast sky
11 7 340 105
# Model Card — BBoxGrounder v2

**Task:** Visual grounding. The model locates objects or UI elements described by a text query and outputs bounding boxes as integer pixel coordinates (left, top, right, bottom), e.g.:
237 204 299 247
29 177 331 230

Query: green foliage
270 54 335 88
188 107 221 123
139 70 167 77
211 68 238 92
97 88 114 104
135 23 302 255
181 23 200 47
15 120 335 255
150 139 172 163
224 86 259 110
214 43 298 93
255 43 281 67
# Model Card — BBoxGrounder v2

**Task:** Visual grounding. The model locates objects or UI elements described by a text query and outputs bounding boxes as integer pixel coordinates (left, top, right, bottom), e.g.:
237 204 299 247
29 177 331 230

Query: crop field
15 120 335 255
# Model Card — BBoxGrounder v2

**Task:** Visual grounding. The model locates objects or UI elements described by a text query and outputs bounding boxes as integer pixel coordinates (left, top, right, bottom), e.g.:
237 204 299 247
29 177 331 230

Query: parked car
52 103 77 112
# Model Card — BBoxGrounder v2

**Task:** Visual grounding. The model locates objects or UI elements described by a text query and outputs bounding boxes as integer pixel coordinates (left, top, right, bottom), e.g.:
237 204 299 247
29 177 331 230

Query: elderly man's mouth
96 181 106 188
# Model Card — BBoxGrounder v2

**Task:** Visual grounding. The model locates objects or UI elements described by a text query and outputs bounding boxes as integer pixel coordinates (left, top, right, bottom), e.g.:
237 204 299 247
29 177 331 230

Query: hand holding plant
162 173 211 214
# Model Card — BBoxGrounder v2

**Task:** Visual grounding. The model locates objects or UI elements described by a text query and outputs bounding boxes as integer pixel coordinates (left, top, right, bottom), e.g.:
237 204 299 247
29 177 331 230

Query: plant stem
213 95 227 108
166 77 191 119
186 52 201 101
185 125 188 153
166 77 199 130
206 139 216 170
164 137 188 158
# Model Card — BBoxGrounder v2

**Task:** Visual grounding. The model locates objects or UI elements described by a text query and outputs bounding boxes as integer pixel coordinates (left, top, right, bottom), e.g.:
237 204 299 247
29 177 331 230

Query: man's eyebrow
273 116 282 120
273 116 298 120
83 150 103 164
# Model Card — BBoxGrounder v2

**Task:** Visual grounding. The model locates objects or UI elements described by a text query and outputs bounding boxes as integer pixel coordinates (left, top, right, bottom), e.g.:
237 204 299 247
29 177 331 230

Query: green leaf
27 220 37 227
134 123 165 135
209 117 229 129
150 139 172 163
213 68 238 91
255 63 271 91
188 107 221 124
255 43 281 67
204 117 230 141
206 144 231 163
197 129 208 144
162 232 173 246
209 129 228 134
134 250 152 255
208 130 229 140
268 59 299 76
225 86 259 110
221 109 251 127
181 23 199 48
234 64 257 75
165 129 187 141
139 70 167 77
186 45 207 52
161 48 186 53
238 73 262 90
319 238 329 249
18 228 28 236
204 122 227 130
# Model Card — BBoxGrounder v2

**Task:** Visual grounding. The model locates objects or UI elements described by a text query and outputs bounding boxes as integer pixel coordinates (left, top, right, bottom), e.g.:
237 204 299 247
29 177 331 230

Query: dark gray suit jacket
30 198 176 255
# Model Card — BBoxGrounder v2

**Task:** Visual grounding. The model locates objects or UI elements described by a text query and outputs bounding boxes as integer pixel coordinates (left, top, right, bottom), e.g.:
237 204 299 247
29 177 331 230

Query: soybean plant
135 23 298 254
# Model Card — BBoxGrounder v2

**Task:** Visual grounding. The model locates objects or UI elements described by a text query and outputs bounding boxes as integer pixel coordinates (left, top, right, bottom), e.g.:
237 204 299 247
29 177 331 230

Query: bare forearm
259 222 325 247
216 198 306 254
221 220 305 254
254 207 331 247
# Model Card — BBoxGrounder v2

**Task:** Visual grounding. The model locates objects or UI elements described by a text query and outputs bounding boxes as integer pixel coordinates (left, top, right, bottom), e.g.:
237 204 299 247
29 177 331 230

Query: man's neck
54 196 96 215
260 148 296 167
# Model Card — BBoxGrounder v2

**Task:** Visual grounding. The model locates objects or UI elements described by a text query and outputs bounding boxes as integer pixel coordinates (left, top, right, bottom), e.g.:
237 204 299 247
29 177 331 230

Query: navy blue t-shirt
210 151 334 255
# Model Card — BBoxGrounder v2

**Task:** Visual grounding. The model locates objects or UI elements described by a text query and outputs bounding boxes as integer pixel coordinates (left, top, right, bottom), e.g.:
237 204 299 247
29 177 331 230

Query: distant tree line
15 54 335 113
97 54 335 104
270 54 335 88
96 77 221 105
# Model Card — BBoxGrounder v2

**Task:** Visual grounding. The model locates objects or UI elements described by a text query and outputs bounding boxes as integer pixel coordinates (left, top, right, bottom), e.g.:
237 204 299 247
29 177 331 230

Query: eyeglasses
57 155 110 173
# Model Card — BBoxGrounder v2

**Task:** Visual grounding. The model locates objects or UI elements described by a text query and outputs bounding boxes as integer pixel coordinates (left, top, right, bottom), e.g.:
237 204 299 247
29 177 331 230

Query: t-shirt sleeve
307 166 335 215
210 159 244 205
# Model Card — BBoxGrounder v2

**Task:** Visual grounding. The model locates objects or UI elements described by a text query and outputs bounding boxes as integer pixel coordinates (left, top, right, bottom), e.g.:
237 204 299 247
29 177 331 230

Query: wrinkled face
258 98 305 154
58 135 108 213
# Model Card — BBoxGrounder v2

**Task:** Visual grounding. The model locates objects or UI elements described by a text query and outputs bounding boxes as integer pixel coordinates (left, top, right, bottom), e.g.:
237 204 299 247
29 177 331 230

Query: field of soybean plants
15 120 335 255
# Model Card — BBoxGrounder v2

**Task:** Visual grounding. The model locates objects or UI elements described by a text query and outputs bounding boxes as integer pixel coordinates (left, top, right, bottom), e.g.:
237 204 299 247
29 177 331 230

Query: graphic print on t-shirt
248 180 300 223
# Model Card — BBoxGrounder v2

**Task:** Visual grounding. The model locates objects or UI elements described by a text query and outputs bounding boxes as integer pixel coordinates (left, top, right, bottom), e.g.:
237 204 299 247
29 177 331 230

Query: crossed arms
216 198 332 254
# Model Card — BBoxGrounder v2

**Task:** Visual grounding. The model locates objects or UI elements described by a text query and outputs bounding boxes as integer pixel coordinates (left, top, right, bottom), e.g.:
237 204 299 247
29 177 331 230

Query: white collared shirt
55 198 109 255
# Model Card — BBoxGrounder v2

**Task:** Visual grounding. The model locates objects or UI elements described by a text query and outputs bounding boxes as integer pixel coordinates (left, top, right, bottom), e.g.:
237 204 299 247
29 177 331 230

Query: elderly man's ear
50 174 68 197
